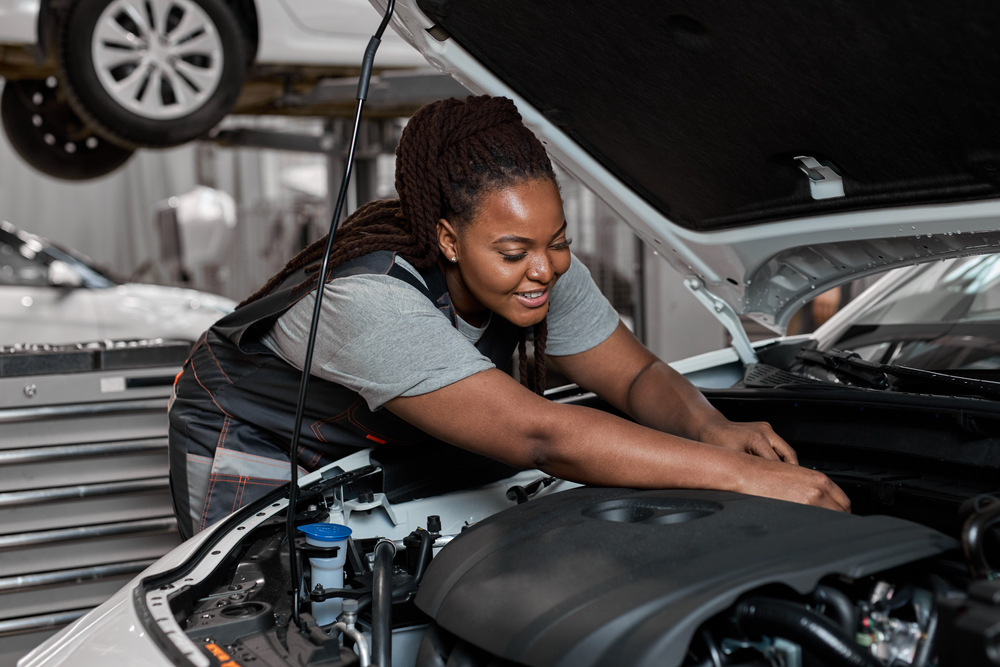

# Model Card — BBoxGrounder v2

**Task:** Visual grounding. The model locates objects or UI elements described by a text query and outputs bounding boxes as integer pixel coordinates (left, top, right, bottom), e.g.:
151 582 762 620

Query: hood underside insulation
417 0 1000 230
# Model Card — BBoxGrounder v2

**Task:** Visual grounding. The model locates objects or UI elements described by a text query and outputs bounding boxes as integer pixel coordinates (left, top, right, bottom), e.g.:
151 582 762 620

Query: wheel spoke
148 0 175 39
159 65 188 106
138 67 164 112
165 4 200 44
94 12 143 47
117 0 153 39
94 41 142 72
171 57 217 93
114 59 153 101
170 27 214 54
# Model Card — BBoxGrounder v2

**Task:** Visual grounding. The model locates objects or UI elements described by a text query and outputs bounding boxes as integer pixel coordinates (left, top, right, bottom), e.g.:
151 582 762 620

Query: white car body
0 0 425 68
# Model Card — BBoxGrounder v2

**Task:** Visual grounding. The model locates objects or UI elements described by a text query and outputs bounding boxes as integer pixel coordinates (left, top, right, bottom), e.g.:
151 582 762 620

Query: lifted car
0 0 427 179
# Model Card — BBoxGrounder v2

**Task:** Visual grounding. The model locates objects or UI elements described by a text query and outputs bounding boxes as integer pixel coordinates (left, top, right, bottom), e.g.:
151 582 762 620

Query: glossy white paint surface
0 282 234 346
0 0 38 43
18 527 220 667
258 0 424 65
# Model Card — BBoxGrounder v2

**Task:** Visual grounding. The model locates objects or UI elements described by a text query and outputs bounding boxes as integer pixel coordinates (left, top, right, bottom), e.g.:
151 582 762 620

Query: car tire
58 0 247 148
1 78 135 180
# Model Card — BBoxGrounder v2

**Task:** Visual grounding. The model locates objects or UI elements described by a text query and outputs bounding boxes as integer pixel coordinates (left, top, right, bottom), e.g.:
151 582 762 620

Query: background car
0 0 426 179
0 220 235 345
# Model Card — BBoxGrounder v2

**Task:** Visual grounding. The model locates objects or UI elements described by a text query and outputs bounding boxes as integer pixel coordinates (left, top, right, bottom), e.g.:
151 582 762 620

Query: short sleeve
261 275 495 410
545 253 621 356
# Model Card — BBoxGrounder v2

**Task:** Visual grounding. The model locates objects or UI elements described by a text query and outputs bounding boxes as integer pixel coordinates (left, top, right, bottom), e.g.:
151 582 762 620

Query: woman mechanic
167 96 849 539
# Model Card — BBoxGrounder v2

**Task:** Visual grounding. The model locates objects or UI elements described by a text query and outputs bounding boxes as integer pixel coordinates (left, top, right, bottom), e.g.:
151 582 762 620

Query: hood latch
795 156 845 200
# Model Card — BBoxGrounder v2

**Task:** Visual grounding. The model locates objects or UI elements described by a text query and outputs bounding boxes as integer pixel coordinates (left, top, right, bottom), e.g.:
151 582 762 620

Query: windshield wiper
796 348 1000 400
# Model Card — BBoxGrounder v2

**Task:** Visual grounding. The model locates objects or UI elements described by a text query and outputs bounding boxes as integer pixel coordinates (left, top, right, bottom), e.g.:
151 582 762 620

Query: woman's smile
514 287 550 308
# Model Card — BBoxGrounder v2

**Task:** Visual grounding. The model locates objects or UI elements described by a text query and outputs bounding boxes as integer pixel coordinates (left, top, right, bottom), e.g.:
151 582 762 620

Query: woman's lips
514 288 549 308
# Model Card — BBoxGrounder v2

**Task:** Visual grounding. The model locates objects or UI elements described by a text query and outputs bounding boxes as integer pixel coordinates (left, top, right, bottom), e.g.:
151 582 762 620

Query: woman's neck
439 256 489 328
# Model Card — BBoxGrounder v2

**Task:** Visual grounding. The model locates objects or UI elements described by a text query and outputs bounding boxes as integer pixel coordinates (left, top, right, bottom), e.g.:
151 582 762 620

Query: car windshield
0 228 117 289
827 254 1000 377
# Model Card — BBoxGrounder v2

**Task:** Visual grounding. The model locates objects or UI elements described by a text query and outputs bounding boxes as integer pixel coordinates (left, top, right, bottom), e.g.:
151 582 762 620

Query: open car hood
371 0 1000 359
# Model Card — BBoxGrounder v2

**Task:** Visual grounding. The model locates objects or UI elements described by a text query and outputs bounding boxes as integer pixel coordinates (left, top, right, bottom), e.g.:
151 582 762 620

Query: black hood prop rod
286 0 396 631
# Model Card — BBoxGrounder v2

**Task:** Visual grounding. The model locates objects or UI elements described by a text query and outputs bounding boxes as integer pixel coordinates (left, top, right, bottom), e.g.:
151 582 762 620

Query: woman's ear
437 218 460 263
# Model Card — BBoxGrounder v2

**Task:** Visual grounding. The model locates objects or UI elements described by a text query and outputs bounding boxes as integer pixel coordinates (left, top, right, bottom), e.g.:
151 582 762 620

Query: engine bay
135 386 1000 667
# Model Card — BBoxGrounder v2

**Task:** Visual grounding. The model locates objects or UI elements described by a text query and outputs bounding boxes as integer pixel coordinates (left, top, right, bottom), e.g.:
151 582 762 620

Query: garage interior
4 0 929 661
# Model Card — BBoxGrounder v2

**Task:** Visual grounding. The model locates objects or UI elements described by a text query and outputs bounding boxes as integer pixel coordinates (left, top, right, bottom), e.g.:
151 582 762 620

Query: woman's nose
527 253 553 282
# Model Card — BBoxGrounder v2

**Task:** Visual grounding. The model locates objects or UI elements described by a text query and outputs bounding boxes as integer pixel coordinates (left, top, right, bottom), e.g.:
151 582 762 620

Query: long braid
518 334 529 390
239 96 555 395
533 319 548 395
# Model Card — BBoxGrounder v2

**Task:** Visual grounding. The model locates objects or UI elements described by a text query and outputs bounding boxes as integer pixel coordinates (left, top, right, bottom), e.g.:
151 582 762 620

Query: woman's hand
698 417 799 464
738 456 852 513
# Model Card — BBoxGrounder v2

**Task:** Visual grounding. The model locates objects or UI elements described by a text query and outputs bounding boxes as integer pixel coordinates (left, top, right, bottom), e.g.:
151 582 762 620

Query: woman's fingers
709 421 800 466
741 458 851 513
764 429 799 465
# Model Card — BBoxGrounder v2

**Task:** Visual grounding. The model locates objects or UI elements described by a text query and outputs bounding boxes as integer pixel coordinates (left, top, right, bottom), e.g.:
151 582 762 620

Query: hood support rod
684 277 758 365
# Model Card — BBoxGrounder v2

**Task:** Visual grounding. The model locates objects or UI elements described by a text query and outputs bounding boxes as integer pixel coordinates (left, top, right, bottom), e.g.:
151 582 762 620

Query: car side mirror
48 260 83 287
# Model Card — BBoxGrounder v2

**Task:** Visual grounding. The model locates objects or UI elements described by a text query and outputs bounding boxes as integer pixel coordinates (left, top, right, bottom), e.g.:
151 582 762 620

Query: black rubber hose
963 497 1000 579
735 598 880 667
394 529 433 601
372 540 395 667
812 585 857 634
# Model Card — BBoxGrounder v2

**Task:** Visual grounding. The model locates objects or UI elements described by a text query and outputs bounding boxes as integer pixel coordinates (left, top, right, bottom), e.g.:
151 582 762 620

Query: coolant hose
812 585 857 634
735 598 880 667
372 539 395 667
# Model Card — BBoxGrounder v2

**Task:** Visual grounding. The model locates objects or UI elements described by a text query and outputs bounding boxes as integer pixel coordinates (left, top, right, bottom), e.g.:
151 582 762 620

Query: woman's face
438 177 572 328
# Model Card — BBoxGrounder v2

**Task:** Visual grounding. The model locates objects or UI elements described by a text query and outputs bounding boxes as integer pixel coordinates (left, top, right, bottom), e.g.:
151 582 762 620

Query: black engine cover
415 488 956 667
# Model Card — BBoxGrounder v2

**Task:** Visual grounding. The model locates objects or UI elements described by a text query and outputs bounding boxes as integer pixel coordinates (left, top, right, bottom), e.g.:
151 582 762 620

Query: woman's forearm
620 360 727 442
528 401 744 490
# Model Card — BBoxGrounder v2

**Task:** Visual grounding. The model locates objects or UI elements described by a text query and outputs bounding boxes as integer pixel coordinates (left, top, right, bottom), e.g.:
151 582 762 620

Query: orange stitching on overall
233 476 245 512
309 398 360 443
204 339 234 384
308 450 323 468
199 474 218 531
216 415 232 452
199 415 231 532
192 362 235 418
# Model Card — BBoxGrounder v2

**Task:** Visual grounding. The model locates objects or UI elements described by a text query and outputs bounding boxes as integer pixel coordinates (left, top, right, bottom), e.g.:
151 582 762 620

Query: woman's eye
552 237 573 250
500 252 528 262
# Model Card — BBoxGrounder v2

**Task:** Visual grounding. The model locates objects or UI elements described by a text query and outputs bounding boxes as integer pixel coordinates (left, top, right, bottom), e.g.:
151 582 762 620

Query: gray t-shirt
260 252 619 410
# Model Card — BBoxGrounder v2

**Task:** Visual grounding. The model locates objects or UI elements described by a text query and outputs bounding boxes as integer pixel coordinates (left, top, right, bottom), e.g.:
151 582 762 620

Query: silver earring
450 256 458 263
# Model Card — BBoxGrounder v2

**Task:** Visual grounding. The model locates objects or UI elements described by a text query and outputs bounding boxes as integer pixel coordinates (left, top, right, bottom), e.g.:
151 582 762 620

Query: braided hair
240 95 556 394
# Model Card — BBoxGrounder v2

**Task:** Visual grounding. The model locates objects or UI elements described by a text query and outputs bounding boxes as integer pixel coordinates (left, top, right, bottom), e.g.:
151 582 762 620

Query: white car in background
0 220 234 345
0 0 426 179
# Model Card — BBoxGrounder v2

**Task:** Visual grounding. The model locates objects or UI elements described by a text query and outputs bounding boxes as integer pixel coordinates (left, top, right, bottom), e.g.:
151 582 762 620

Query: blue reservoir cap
299 523 352 542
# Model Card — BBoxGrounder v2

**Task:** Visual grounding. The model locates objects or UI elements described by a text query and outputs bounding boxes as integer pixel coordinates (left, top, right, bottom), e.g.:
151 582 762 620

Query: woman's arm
385 365 851 512
550 321 798 462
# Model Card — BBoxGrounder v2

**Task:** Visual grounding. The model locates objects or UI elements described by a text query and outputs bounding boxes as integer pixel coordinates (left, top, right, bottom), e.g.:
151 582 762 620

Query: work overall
167 250 521 539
